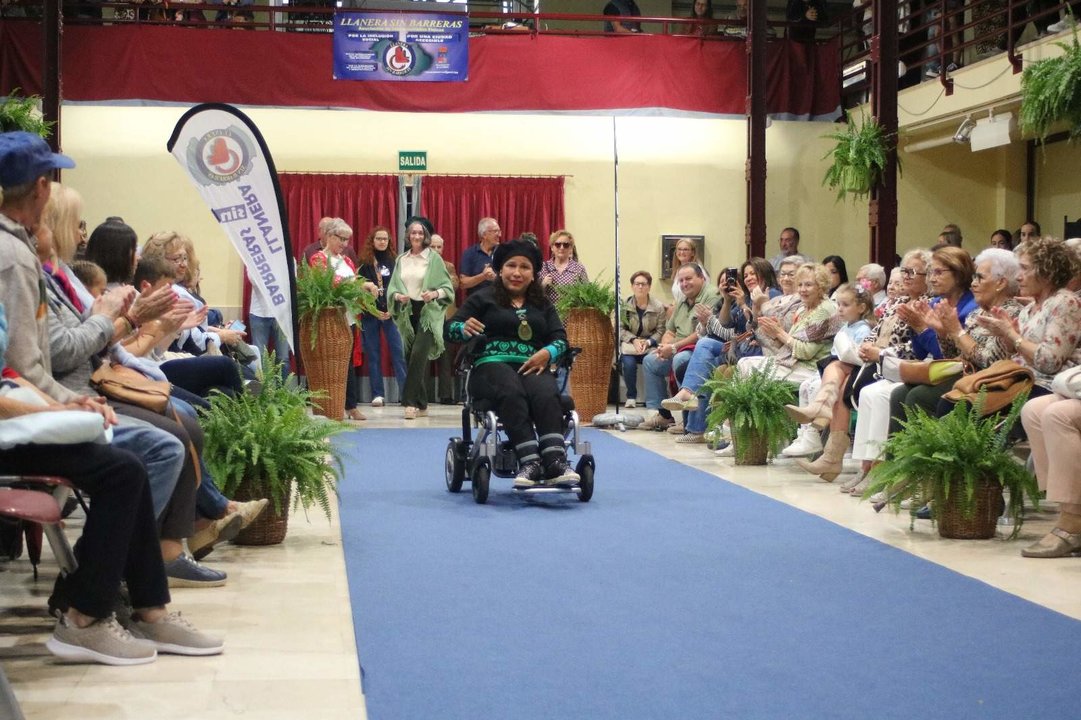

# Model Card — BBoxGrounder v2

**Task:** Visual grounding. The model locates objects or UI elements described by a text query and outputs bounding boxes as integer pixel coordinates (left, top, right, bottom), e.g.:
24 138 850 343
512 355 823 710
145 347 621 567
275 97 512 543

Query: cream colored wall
1035 140 1081 238
59 106 870 309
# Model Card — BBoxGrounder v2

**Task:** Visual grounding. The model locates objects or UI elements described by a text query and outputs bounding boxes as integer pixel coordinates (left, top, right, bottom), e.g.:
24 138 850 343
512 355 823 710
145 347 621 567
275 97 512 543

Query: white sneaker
714 443 734 457
781 429 823 457
1047 18 1071 33
624 398 637 409
371 396 384 407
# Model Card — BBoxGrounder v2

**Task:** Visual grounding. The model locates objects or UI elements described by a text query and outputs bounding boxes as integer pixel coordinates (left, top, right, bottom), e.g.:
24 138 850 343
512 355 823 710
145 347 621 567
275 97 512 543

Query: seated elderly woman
619 270 666 409
445 239 579 489
966 237 1081 404
883 246 979 433
731 262 840 456
1017 240 1081 558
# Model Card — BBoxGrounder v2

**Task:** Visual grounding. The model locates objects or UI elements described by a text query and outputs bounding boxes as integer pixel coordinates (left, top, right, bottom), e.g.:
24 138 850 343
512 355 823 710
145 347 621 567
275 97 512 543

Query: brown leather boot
784 379 839 430
795 430 849 482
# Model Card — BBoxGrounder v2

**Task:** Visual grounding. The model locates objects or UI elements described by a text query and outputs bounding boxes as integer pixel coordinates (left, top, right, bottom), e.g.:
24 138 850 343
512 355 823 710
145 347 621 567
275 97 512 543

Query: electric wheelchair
443 336 595 504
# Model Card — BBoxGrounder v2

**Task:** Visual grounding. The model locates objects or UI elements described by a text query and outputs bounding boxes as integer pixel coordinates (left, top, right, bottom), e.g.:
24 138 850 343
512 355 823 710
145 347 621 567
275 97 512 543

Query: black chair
443 336 595 504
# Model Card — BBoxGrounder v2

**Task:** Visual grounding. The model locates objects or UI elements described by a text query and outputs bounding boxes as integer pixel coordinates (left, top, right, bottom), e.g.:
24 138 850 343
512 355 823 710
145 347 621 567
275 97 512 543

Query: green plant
1019 21 1081 142
0 89 54 138
864 392 1039 538
199 353 352 521
821 114 896 202
554 274 617 318
295 261 378 349
702 360 797 462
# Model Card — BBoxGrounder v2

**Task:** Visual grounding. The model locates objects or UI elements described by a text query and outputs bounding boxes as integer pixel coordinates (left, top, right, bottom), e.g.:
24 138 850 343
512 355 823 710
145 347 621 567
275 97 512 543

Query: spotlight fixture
969 110 1015 152
952 116 976 144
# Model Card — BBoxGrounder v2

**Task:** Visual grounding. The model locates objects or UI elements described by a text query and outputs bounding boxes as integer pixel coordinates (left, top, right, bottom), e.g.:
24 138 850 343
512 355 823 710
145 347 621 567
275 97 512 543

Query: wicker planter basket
936 478 1004 540
299 309 352 421
733 433 769 466
233 482 291 546
564 308 614 424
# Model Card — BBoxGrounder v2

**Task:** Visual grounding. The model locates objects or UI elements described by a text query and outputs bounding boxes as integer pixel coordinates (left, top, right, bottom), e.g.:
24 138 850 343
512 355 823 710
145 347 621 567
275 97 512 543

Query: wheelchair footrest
513 486 582 495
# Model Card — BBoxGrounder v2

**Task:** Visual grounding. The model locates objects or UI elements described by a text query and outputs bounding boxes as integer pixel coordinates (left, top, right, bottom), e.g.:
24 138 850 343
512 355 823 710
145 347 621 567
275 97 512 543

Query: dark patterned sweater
445 287 568 366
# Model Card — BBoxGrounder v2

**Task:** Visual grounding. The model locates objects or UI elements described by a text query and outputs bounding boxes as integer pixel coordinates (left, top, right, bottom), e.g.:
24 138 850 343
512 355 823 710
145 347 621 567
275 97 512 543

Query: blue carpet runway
339 428 1080 720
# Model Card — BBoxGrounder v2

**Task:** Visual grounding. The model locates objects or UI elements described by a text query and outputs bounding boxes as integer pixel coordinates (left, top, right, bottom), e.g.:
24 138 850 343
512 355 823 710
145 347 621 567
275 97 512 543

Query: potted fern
200 353 352 546
864 392 1039 539
0 89 54 137
295 261 377 419
1019 22 1081 143
554 276 617 423
702 360 797 465
821 114 896 202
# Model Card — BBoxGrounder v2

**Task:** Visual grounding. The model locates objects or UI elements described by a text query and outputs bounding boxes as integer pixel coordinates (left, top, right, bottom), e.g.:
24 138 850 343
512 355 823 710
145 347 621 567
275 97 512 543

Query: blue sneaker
165 555 227 589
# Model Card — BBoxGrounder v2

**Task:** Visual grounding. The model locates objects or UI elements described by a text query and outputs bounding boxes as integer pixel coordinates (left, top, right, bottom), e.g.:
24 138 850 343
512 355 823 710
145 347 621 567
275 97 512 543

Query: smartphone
229 320 246 332
724 267 739 287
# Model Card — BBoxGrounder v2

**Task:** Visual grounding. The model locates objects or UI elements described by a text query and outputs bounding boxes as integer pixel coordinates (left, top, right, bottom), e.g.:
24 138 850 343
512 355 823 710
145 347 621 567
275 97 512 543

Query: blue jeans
643 349 693 410
361 314 407 400
173 398 231 520
620 353 645 400
112 418 185 520
250 313 290 379
680 338 727 434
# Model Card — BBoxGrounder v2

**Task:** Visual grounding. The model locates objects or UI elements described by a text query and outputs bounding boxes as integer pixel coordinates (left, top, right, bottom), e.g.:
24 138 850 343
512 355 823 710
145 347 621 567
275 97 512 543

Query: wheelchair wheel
445 439 465 493
576 457 594 503
472 462 490 504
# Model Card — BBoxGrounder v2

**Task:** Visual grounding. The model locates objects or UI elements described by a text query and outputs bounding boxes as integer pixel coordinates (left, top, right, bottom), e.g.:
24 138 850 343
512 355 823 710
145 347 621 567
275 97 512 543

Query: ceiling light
969 111 1015 152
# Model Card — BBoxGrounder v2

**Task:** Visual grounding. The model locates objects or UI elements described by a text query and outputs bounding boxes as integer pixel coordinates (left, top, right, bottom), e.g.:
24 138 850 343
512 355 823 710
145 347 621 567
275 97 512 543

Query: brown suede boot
784 379 839 430
795 430 849 482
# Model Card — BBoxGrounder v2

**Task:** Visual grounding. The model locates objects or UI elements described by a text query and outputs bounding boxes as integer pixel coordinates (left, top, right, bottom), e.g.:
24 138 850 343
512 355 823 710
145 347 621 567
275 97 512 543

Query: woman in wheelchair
445 239 581 490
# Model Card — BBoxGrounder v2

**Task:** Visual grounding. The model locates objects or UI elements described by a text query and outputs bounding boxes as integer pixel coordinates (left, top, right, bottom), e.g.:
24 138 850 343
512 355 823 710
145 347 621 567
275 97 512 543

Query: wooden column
745 0 768 260
868 0 898 267
43 0 62 153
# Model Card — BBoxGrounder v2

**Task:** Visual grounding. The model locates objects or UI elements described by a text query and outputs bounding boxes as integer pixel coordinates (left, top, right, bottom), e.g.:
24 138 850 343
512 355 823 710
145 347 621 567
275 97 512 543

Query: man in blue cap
0 131 225 664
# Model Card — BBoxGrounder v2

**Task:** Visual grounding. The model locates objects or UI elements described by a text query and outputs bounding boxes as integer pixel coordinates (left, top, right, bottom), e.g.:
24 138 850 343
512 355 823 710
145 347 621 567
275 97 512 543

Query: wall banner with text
333 12 468 82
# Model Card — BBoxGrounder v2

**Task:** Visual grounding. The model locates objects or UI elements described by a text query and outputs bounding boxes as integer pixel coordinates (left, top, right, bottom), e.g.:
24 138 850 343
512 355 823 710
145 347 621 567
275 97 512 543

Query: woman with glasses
883 246 979 437
539 229 588 306
310 219 369 421
357 225 408 408
669 238 709 305
619 271 666 408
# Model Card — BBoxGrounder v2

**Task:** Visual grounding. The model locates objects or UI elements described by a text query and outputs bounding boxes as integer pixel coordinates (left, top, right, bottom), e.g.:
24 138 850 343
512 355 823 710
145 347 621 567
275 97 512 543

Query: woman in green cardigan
387 220 454 419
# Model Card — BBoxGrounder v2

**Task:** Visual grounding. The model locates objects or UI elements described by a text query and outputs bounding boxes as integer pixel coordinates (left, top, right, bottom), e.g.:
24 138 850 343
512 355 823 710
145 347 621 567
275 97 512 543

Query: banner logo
383 42 417 76
186 127 254 186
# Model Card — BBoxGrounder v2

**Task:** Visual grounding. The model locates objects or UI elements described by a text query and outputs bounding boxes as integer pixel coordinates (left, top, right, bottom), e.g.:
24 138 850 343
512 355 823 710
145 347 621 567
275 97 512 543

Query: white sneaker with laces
371 396 385 407
129 611 224 656
47 614 157 666
625 398 637 408
1047 18 1071 33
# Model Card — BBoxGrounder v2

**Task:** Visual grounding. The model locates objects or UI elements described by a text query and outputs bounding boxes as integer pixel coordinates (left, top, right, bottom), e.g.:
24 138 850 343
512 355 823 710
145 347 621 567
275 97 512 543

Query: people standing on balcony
603 0 642 33
681 0 718 36
924 0 963 77
786 0 828 42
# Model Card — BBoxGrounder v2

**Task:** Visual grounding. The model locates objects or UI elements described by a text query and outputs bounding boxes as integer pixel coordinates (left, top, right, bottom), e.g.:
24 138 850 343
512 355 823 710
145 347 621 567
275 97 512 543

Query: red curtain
242 173 399 372
420 175 566 278
278 173 399 261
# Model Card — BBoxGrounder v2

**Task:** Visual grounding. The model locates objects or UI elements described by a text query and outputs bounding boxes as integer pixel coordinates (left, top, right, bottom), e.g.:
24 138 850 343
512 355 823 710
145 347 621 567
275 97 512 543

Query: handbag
943 359 1035 415
1051 366 1081 399
90 362 172 414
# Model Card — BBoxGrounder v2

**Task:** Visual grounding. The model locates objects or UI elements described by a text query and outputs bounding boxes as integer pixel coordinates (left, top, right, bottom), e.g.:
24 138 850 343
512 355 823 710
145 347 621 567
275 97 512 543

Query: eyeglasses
900 268 927 278
928 268 952 278
166 253 189 264
553 242 572 248
778 271 796 278
632 280 650 286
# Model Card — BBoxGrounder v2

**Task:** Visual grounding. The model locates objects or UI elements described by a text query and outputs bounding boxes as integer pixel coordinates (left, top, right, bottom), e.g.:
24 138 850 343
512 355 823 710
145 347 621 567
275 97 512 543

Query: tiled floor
3 403 1080 719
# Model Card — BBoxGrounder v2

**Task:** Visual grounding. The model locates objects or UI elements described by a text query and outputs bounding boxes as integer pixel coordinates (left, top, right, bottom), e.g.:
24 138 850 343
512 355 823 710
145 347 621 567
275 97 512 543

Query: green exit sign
399 151 427 171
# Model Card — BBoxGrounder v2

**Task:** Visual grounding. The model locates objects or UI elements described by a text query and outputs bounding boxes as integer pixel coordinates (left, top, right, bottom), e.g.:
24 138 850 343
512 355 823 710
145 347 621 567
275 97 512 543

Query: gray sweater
44 273 114 393
0 212 81 403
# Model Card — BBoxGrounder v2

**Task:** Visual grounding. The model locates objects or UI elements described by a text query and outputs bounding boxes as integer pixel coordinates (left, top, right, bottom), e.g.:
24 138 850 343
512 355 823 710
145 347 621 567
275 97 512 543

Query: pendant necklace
515 306 533 341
